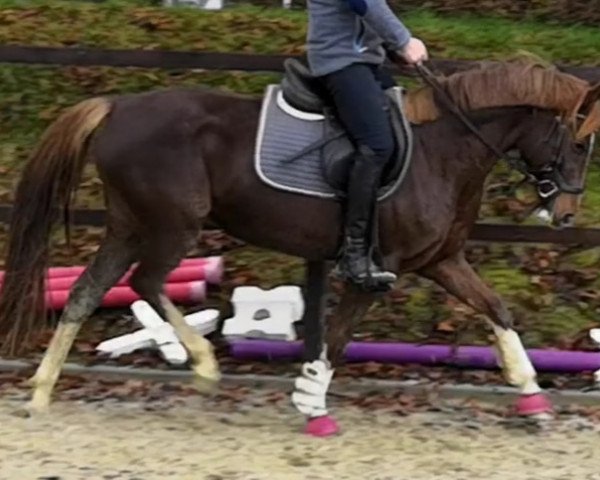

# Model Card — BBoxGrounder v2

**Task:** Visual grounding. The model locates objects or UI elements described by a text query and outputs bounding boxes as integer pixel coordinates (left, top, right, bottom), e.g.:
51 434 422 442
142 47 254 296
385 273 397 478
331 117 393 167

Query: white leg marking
28 322 81 411
492 324 541 395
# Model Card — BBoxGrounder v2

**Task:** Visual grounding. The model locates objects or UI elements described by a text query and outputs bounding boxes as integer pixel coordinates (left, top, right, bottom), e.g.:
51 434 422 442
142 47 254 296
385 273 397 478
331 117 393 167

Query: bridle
517 116 595 200
415 63 596 205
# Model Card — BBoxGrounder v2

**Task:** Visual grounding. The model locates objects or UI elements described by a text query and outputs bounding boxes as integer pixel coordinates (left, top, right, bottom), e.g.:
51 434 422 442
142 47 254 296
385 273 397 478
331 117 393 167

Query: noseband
415 64 596 204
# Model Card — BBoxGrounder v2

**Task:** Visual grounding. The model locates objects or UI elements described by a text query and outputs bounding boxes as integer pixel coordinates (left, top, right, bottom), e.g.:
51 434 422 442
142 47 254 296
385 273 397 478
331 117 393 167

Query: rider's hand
397 37 429 65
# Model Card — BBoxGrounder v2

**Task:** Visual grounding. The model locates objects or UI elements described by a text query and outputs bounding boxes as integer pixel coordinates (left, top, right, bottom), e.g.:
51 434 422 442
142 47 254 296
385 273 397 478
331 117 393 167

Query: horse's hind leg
421 252 552 417
25 229 137 415
128 230 219 391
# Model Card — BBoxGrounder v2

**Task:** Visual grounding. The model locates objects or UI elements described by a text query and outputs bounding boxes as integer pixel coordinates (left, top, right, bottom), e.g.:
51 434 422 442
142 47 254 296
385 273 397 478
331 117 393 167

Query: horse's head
513 84 600 228
405 60 600 227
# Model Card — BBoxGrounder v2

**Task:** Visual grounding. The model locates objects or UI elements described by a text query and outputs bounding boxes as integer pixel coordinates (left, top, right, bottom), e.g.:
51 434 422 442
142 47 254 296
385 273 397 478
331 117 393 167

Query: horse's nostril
561 214 575 227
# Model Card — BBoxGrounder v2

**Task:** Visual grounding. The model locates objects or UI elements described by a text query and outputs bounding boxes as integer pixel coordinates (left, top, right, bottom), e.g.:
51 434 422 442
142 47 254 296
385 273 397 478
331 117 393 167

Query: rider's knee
358 140 395 166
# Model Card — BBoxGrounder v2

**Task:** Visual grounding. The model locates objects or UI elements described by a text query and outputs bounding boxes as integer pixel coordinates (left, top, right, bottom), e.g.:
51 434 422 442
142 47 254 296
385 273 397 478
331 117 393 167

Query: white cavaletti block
96 300 219 365
221 286 304 341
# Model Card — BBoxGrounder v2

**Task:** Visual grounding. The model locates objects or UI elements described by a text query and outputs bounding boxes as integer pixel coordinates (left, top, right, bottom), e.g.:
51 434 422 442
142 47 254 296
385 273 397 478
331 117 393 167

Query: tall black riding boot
335 148 397 291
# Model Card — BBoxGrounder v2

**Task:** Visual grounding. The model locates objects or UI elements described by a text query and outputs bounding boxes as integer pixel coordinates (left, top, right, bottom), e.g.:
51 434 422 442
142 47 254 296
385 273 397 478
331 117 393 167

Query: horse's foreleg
294 284 375 435
24 232 136 415
291 261 339 437
421 253 552 416
301 261 329 362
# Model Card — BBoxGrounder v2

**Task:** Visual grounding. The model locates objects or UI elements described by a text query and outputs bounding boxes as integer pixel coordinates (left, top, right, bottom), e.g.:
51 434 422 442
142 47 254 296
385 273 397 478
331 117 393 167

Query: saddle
280 59 326 114
279 58 411 194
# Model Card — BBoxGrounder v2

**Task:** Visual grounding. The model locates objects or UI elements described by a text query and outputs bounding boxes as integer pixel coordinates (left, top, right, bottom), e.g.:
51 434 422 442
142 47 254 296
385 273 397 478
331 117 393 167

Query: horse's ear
576 100 600 141
573 83 600 140
581 82 600 112
566 83 600 129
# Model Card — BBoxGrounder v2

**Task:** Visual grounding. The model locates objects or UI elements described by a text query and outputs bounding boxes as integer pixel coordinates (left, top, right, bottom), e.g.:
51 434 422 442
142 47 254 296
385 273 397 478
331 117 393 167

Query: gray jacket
306 0 412 77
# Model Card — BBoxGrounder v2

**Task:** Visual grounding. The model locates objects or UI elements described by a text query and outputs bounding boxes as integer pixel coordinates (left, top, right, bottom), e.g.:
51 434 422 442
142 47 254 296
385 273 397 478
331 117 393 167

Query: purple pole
228 340 600 374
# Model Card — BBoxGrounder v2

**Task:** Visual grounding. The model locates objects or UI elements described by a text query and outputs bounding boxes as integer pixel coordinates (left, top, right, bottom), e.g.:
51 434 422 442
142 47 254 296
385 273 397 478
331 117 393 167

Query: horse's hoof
304 415 340 437
12 407 32 419
12 401 49 419
515 393 553 417
192 375 220 395
192 361 221 394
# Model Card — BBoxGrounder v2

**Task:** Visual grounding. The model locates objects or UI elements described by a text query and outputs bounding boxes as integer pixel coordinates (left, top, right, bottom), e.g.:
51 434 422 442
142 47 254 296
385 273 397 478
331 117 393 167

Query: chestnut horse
0 60 599 429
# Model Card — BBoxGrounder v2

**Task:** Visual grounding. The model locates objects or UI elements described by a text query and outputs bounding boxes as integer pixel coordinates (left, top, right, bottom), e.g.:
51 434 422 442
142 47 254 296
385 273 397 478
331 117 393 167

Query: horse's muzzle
552 212 576 229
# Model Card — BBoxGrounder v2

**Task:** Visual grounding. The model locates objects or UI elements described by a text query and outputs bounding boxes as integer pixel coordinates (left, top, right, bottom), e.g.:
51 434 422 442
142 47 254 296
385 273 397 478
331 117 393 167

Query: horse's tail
0 97 112 356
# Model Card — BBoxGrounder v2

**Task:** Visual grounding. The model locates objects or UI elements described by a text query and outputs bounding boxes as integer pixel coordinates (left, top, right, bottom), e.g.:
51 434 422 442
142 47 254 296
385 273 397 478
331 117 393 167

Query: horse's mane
404 58 591 130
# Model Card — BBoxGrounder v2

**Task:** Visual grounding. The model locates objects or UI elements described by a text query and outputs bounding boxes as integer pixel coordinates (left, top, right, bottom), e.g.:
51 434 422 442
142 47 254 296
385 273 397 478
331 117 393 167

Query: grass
0 1 599 348
0 2 598 63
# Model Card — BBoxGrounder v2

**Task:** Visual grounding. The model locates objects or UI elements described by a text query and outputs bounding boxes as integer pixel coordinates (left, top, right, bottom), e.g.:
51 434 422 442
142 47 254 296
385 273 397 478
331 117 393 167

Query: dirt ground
0 382 599 480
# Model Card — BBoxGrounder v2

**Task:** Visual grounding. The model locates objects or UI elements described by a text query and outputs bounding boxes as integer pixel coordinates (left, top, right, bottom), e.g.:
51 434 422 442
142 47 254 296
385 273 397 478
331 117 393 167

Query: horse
0 59 598 434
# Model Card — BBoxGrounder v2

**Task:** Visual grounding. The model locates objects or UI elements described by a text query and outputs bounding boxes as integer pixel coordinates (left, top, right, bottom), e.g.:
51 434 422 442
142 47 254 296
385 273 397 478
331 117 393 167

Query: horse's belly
378 198 463 273
210 187 343 260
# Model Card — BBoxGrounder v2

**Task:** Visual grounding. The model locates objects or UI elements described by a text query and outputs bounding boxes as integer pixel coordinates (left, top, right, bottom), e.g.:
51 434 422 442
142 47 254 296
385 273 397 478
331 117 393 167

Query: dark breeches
320 63 396 165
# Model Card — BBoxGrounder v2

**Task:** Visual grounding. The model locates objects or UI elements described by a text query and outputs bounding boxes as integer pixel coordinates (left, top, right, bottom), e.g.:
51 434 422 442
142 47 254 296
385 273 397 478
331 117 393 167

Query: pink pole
8 263 223 291
0 256 223 283
44 281 206 310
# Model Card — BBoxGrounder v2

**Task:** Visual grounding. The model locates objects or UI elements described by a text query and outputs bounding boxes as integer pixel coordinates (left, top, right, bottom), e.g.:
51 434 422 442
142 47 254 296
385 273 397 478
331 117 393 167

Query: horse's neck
415 107 526 182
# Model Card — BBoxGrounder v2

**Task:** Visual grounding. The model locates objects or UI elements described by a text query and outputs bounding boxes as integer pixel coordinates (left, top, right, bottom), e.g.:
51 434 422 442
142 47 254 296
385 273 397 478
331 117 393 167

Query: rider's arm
344 0 412 51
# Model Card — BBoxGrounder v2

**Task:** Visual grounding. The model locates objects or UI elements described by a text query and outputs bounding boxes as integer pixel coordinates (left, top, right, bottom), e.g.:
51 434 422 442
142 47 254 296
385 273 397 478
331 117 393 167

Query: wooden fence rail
1 45 599 83
1 204 600 247
1 45 600 247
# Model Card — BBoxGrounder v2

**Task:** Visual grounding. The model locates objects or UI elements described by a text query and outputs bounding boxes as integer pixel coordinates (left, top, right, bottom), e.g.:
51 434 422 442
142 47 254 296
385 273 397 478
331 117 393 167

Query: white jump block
221 286 304 341
96 300 219 365
591 329 600 384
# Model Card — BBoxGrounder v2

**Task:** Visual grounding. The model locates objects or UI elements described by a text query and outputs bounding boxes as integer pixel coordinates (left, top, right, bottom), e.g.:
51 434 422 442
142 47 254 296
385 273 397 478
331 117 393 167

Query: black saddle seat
281 58 326 114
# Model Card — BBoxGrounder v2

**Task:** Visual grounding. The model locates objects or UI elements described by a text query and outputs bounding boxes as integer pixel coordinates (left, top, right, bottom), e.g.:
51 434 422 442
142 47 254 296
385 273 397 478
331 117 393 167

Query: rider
306 0 429 290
